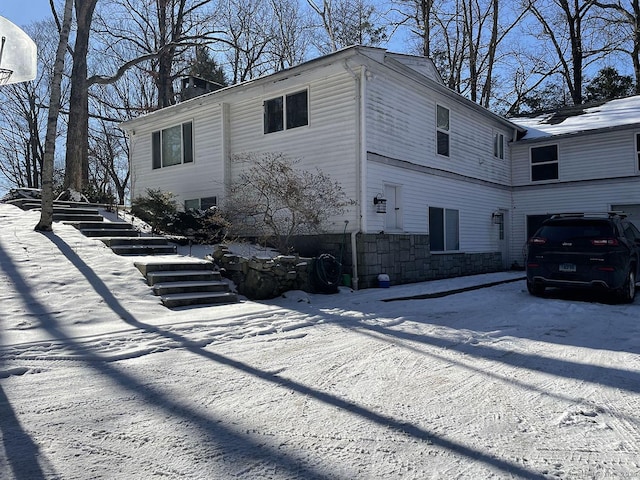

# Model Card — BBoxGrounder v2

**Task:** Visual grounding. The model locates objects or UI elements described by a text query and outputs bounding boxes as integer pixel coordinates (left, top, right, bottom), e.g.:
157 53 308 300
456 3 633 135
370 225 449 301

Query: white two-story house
122 46 640 289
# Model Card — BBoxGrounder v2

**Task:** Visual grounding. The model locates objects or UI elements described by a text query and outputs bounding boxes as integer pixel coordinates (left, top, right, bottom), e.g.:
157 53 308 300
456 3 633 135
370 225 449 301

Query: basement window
264 90 308 134
152 122 193 169
184 196 217 211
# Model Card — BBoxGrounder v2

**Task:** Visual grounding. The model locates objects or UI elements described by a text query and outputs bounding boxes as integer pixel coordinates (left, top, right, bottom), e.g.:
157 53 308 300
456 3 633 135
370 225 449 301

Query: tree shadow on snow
0 241 59 480
33 233 553 479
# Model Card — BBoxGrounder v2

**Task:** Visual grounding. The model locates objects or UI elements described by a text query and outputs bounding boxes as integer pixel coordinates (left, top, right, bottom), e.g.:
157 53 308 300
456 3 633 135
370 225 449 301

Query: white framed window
152 121 193 169
530 144 558 181
184 196 217 211
494 132 505 159
264 89 309 134
436 104 450 157
429 206 459 251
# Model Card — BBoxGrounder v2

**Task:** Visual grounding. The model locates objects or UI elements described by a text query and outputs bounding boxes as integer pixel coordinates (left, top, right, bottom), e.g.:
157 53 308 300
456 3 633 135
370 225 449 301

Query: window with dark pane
286 90 308 129
264 97 283 134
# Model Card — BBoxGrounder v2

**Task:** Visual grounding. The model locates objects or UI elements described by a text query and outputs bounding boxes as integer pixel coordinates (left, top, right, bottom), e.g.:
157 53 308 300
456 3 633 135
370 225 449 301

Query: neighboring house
509 97 640 267
120 46 524 288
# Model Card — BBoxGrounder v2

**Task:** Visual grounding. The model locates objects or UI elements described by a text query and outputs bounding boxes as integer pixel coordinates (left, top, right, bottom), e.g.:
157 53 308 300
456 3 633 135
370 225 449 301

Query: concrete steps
135 260 238 308
67 220 177 256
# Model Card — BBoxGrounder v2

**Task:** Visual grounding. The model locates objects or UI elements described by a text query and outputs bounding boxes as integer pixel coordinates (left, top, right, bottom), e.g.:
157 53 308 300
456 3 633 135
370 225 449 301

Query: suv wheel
618 268 636 303
527 280 545 296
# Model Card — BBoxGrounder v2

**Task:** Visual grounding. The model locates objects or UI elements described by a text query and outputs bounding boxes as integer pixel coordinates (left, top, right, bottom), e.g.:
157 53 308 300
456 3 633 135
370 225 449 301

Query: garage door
612 204 640 229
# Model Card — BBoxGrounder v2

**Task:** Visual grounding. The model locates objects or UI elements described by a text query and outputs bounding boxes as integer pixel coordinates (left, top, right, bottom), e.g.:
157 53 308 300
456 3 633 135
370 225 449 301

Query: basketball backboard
0 16 37 85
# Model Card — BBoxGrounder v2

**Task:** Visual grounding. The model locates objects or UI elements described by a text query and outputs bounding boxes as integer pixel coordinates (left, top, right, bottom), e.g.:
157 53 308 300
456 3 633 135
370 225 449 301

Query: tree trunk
36 0 74 232
64 0 98 192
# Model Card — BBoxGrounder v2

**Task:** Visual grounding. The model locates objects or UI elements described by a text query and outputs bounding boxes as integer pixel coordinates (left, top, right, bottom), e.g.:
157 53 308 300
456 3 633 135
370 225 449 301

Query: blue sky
0 0 51 28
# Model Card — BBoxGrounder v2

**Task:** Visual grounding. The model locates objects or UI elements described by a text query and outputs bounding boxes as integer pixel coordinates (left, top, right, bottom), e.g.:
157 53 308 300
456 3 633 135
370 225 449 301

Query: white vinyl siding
512 129 639 185
364 64 512 185
366 158 510 253
130 107 225 209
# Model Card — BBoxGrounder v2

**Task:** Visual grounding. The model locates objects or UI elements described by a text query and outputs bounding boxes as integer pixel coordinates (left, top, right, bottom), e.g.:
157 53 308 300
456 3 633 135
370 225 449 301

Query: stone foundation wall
216 233 504 295
291 233 503 289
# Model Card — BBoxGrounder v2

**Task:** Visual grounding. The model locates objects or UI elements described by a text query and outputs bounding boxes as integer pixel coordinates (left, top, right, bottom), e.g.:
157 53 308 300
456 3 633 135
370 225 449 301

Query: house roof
120 46 523 134
511 95 640 141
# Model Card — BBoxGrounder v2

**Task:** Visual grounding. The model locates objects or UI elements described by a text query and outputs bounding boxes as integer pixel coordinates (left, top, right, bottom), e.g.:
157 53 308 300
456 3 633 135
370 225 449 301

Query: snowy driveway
1 203 640 479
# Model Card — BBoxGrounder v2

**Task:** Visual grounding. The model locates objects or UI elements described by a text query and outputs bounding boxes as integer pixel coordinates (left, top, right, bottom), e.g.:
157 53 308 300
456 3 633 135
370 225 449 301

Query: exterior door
497 208 510 269
384 184 402 231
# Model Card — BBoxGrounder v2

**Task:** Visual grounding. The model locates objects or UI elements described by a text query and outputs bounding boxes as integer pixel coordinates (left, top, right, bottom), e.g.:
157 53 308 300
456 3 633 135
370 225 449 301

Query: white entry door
384 184 402 231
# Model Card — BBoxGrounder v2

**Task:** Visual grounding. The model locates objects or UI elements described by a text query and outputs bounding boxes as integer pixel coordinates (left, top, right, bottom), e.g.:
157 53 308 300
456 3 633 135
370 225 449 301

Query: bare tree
594 0 640 94
216 0 274 83
226 152 354 252
266 0 311 71
525 0 612 105
306 0 387 54
63 0 99 192
393 0 529 108
391 0 437 57
63 0 221 192
36 0 74 232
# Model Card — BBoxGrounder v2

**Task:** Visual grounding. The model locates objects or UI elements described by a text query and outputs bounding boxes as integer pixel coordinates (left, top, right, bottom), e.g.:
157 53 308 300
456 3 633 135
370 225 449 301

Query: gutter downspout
342 60 364 290
353 64 369 290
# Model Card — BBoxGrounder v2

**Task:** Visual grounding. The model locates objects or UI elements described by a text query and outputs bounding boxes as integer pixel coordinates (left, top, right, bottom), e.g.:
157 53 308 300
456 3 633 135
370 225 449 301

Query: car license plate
559 263 576 273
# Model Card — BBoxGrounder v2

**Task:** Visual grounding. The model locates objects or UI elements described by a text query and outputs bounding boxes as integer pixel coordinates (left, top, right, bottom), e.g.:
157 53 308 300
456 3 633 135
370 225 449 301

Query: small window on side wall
436 105 450 157
530 144 558 181
494 133 505 159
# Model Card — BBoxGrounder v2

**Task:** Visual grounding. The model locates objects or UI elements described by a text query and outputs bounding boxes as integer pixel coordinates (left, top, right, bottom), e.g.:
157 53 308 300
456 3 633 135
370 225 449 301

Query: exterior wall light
374 194 387 213
492 211 504 224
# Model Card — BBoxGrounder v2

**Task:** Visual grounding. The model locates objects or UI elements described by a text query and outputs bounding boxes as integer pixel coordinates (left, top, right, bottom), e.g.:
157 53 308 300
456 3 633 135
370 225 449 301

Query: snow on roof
511 95 640 140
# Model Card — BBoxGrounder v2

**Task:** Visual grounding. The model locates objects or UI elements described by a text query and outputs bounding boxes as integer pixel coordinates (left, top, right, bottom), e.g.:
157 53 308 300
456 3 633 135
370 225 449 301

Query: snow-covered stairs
68 220 177 256
135 260 238 308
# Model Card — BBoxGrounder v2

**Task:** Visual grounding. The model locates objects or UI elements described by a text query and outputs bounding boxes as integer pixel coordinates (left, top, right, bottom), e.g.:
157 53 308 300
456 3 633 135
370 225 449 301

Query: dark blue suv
526 213 640 302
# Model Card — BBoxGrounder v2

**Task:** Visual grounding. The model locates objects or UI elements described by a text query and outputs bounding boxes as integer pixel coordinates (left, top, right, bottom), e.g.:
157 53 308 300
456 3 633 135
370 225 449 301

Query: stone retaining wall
214 233 504 296
292 233 503 289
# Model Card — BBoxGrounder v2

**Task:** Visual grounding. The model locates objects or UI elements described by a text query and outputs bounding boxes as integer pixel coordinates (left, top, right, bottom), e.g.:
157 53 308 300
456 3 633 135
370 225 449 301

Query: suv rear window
536 220 615 243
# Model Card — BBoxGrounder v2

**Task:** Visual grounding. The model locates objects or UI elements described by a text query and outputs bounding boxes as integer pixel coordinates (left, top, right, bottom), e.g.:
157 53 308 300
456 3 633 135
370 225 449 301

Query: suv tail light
529 237 547 245
591 238 619 246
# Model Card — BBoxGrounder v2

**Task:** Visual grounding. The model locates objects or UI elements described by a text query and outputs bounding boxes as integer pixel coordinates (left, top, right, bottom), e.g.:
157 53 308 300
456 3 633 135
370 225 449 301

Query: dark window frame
494 132 505 159
152 121 194 170
530 144 558 181
264 89 309 134
436 105 450 157
429 206 459 252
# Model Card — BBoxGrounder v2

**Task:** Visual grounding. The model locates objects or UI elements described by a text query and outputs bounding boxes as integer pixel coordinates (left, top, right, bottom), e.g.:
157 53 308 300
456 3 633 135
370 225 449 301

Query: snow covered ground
1 202 639 479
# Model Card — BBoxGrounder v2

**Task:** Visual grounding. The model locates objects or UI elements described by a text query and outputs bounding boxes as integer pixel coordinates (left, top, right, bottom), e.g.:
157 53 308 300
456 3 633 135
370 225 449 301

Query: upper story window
636 133 640 171
264 89 308 134
494 132 505 159
152 121 193 169
530 144 558 181
436 105 450 157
